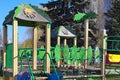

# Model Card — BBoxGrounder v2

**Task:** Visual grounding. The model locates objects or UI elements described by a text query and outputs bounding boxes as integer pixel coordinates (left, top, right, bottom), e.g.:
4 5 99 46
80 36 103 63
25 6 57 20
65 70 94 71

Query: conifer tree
105 0 120 35
41 0 96 46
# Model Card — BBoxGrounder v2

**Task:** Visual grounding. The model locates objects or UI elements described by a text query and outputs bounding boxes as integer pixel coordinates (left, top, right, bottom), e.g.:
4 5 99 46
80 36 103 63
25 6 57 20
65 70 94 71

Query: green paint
71 46 77 64
63 45 70 64
88 78 94 80
74 13 86 21
47 23 51 28
74 12 97 21
94 47 100 63
37 46 45 59
55 45 61 62
88 46 93 62
6 44 13 68
77 47 86 63
14 4 22 19
83 12 97 20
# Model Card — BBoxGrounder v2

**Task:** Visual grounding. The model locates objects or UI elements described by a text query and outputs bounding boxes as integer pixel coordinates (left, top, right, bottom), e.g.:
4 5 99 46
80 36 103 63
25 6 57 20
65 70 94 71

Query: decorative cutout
62 28 68 35
23 7 36 19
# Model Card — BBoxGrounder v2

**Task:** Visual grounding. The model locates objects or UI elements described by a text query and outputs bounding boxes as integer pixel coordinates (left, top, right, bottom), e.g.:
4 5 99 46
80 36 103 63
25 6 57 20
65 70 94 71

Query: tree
105 0 120 35
41 0 98 47
19 27 45 48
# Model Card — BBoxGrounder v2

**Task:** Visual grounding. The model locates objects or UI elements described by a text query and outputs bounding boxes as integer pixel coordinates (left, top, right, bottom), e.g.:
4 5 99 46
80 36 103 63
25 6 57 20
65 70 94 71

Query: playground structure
2 3 120 80
3 4 51 80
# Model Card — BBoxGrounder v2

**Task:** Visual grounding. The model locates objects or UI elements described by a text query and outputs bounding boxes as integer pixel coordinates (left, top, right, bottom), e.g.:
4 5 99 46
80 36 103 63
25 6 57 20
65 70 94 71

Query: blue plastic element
17 72 31 80
48 71 64 80
17 74 21 80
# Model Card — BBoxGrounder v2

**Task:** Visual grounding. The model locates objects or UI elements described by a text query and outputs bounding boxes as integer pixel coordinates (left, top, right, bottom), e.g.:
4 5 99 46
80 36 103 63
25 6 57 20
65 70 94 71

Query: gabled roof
3 4 51 27
58 26 76 38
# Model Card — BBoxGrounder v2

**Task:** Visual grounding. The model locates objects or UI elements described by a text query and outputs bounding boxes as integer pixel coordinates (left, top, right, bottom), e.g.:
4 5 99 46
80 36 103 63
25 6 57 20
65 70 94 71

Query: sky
0 0 50 43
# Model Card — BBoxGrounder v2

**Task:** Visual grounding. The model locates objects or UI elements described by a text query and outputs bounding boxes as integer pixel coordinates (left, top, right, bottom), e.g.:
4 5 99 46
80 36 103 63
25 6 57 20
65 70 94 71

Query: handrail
18 49 34 80
46 52 60 80
25 51 34 80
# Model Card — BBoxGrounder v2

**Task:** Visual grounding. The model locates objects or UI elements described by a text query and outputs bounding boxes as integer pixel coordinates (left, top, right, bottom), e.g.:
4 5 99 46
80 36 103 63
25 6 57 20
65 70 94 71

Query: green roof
3 4 51 27
74 12 97 21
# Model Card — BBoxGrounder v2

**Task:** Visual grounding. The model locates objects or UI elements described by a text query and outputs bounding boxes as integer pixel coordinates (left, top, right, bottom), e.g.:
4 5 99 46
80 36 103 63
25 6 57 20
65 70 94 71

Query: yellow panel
109 54 120 62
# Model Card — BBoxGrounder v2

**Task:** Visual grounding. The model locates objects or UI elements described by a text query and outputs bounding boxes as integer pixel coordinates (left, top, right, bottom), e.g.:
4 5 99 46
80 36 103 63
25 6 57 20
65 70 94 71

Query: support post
45 23 51 73
64 38 67 46
33 27 37 70
74 37 77 68
3 25 9 80
85 19 89 68
3 26 7 68
57 36 60 67
12 20 18 78
57 36 60 45
102 29 107 80
74 37 77 46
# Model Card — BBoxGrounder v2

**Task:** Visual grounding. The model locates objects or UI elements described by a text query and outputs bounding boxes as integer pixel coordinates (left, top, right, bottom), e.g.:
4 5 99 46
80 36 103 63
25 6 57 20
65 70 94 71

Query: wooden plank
64 75 103 79
84 19 89 68
3 26 7 68
45 23 51 73
102 29 107 80
57 36 60 45
35 77 48 80
74 37 77 46
35 75 103 80
4 76 10 80
33 27 37 70
64 38 67 46
12 20 18 78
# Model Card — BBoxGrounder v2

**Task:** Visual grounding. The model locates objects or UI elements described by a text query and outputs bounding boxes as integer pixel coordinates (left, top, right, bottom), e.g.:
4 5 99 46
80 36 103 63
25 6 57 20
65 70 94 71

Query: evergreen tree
41 0 97 46
105 0 120 35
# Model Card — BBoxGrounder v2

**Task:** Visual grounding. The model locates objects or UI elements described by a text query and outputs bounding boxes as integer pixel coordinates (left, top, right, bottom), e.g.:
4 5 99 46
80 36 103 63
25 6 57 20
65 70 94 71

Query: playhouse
2 3 120 80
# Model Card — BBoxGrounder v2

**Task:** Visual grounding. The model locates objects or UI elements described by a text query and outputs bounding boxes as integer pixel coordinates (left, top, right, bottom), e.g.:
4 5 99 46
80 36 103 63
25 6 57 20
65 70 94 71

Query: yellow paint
109 54 120 62
24 8 33 13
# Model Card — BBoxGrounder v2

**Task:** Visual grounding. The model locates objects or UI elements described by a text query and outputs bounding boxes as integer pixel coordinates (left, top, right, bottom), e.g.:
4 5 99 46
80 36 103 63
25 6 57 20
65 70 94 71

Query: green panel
37 46 45 59
77 47 86 63
88 46 93 62
71 45 77 64
6 44 13 68
88 78 94 80
63 45 70 64
94 47 100 63
18 49 25 57
55 45 61 62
